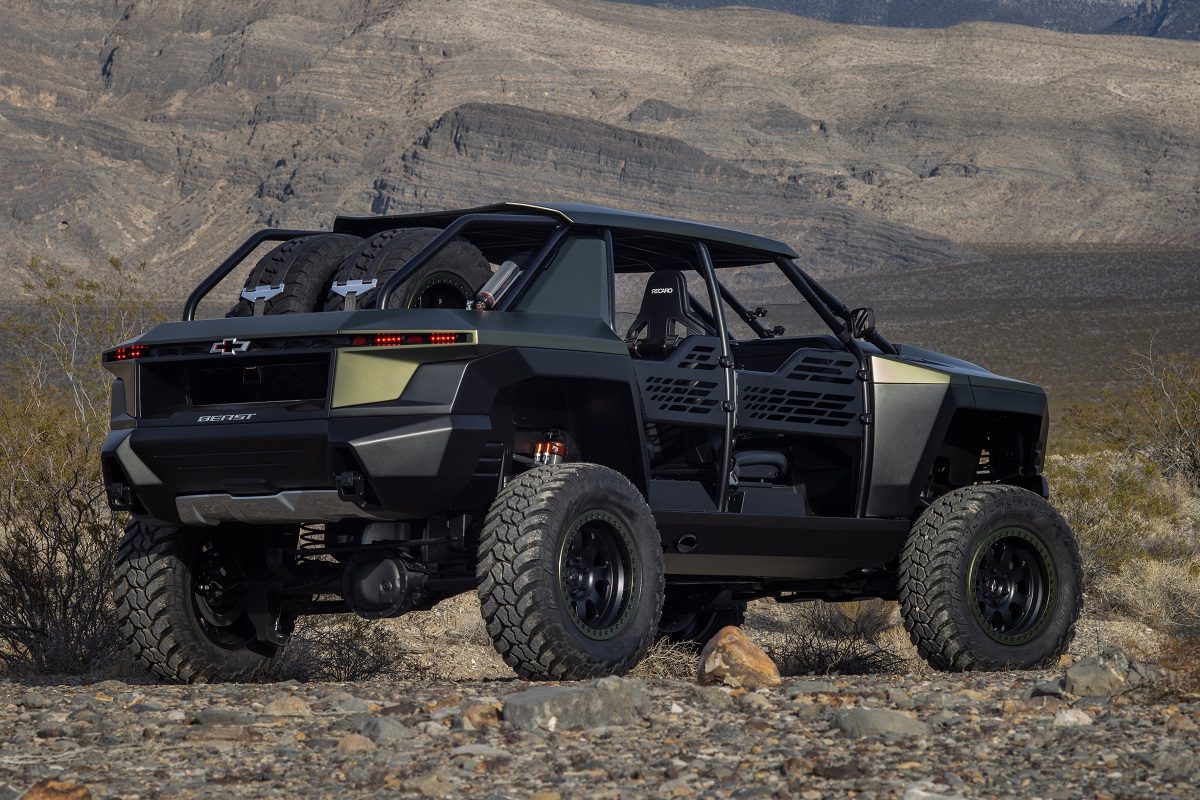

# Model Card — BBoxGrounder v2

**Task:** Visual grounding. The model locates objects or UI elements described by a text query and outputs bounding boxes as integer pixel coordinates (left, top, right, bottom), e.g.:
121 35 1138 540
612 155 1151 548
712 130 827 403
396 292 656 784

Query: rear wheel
477 463 664 680
227 233 360 316
322 227 491 311
899 484 1082 671
114 522 294 682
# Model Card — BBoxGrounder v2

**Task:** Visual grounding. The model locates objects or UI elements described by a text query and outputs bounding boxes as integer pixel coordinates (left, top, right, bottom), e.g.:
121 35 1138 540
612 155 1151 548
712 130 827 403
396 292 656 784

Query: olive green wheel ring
968 526 1057 646
557 510 638 641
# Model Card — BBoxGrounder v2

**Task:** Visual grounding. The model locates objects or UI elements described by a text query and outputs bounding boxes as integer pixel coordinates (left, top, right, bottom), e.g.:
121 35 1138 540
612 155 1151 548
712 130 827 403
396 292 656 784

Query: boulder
1052 708 1094 727
502 676 649 732
360 716 410 745
697 626 781 689
1064 650 1140 697
21 780 91 800
834 708 930 738
263 693 312 717
335 733 376 754
193 709 252 726
456 703 501 731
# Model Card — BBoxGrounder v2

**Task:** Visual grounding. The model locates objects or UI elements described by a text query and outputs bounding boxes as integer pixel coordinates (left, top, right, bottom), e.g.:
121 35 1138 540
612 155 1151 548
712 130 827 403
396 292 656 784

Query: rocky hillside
1111 0 1200 38
622 0 1200 40
2 0 1199 289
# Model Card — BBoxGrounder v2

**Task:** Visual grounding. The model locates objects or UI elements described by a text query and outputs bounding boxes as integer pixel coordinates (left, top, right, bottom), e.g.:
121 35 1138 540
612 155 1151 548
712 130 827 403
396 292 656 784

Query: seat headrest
644 269 691 312
625 269 708 357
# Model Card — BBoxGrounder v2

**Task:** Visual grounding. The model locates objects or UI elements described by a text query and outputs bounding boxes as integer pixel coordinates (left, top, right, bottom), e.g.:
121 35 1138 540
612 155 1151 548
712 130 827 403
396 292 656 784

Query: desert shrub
1046 452 1200 586
0 258 160 676
1066 351 1200 488
278 616 416 681
774 600 905 676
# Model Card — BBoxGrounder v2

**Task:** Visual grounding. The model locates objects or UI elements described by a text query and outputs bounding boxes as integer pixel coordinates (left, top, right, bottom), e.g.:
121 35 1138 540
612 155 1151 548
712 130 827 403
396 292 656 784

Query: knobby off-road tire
477 463 665 680
899 484 1083 671
322 227 491 312
227 233 360 317
658 590 747 646
114 522 288 683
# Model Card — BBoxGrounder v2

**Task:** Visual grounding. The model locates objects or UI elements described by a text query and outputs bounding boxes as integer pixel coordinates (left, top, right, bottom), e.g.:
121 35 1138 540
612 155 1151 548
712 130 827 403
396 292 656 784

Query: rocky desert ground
2 2 1200 799
1 630 1196 799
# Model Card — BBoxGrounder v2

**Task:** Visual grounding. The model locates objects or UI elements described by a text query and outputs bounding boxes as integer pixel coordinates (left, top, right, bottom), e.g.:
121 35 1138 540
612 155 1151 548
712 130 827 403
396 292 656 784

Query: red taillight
349 332 469 347
107 345 148 362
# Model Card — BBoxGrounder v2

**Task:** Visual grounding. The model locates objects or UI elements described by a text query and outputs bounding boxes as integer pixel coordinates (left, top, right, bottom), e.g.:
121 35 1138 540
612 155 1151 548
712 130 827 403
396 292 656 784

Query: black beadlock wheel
477 463 664 680
899 484 1083 671
227 233 361 317
114 522 292 683
322 227 491 312
658 589 747 646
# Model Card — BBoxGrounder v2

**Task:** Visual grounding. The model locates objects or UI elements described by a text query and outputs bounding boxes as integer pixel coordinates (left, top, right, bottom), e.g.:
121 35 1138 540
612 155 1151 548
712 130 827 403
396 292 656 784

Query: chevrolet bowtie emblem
210 338 251 355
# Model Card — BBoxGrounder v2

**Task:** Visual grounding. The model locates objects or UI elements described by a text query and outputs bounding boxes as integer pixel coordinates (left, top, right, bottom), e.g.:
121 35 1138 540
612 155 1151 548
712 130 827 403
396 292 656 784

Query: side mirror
850 307 875 339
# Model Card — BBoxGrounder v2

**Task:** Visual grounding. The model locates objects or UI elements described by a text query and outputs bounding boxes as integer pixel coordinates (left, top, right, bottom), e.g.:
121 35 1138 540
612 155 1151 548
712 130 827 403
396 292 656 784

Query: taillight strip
348 332 473 347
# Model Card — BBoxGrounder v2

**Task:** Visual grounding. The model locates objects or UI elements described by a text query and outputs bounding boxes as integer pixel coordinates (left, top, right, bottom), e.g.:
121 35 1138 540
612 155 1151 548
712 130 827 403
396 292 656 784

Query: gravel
1 666 1197 798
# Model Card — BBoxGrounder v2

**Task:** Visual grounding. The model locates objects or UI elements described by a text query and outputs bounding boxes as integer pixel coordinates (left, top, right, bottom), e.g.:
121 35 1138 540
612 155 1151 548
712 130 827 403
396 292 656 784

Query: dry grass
630 639 699 681
1156 639 1200 697
1048 451 1200 642
1054 360 1200 678
1100 559 1200 643
1047 452 1200 587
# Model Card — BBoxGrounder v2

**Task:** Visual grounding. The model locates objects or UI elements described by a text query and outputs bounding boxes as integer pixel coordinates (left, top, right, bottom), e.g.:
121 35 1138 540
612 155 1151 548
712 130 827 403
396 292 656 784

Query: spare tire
228 233 361 317
322 227 491 312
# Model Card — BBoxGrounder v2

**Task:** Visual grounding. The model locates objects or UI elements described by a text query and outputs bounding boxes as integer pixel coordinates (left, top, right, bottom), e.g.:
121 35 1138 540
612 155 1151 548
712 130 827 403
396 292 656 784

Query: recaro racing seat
624 270 709 358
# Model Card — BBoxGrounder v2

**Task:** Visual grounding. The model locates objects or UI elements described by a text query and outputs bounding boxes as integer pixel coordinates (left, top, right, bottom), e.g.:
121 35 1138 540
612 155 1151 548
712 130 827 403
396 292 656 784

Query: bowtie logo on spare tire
210 338 250 354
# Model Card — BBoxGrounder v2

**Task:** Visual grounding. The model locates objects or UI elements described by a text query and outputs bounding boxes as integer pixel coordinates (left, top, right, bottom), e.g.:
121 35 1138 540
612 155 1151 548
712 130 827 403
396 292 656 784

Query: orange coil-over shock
534 432 567 466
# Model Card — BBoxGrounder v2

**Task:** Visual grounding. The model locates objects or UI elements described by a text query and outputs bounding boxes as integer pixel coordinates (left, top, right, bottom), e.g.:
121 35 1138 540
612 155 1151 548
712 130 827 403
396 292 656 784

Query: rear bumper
102 414 497 526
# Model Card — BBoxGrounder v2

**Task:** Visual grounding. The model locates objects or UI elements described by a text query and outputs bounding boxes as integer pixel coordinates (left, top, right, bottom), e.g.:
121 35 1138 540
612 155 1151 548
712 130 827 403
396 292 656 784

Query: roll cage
180 205 898 518
182 205 897 355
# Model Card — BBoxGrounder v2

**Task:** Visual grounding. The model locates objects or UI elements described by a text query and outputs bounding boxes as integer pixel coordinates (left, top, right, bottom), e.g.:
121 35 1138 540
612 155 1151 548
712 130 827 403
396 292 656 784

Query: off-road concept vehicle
103 202 1082 682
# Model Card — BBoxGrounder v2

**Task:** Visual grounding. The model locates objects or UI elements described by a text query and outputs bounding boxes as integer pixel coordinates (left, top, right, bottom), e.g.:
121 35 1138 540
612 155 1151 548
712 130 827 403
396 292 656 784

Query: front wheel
899 484 1083 671
477 463 664 680
114 522 293 682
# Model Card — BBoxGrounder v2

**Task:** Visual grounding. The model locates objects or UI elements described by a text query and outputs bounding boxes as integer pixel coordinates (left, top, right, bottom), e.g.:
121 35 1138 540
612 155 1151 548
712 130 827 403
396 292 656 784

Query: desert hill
2 0 1199 289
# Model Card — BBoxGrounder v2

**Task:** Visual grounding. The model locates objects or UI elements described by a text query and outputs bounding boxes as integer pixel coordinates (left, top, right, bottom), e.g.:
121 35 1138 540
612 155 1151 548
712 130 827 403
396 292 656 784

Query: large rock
834 708 930 738
21 780 91 800
1063 649 1151 697
360 716 410 745
1052 708 1095 728
263 693 312 717
697 626 781 690
502 677 650 732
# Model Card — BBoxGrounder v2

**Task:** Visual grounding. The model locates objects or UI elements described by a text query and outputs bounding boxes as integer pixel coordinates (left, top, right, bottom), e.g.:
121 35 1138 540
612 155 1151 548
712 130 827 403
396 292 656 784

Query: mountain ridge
616 0 1200 40
1 0 1198 290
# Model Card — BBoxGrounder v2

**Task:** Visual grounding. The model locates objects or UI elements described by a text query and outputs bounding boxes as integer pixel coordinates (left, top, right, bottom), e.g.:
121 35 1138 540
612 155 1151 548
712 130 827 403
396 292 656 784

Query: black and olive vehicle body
103 202 1082 682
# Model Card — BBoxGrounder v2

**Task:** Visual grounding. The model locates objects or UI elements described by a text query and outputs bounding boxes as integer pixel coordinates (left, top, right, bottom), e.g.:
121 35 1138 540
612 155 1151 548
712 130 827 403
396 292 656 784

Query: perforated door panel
633 337 725 427
736 349 864 439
